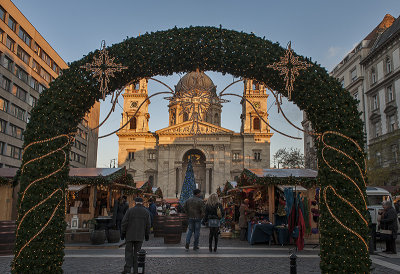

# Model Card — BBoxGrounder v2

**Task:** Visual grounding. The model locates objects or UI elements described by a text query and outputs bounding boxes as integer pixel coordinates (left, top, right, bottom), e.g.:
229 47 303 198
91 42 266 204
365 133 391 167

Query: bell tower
120 79 150 132
241 79 270 134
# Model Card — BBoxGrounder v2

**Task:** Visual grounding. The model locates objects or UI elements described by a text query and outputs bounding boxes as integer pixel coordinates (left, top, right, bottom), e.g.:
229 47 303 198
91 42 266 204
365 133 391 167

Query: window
253 151 261 161
253 117 260 130
38 84 46 94
392 145 399 164
8 16 16 32
183 112 189 122
388 115 396 133
0 142 4 155
128 152 135 160
252 81 259 90
6 36 15 51
15 66 29 83
373 121 380 138
28 95 37 107
6 144 22 159
372 95 379 110
12 85 27 102
0 6 5 21
353 92 358 102
340 78 344 88
30 77 39 91
10 104 25 120
351 68 357 82
26 112 30 123
40 50 51 67
39 68 51 82
376 152 382 167
134 82 139 90
32 59 40 74
129 117 136 130
18 27 31 46
387 85 394 103
0 118 6 133
2 55 13 71
77 128 87 140
0 97 8 112
214 113 219 124
386 57 392 74
148 152 156 160
371 68 376 84
9 124 23 139
2 76 11 92
81 143 86 153
232 152 240 161
0 28 3 43
33 42 41 56
17 46 30 65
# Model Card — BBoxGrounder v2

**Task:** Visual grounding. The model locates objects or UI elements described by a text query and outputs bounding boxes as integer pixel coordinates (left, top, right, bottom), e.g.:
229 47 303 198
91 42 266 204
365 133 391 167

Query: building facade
0 0 99 169
117 71 273 198
302 14 400 185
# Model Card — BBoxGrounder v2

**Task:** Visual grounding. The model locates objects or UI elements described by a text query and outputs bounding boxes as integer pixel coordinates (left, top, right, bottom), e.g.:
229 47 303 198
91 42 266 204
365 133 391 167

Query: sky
11 0 400 168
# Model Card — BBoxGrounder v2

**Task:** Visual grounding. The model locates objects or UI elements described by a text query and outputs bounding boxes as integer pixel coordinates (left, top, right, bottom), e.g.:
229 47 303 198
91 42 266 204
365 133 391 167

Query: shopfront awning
67 184 87 192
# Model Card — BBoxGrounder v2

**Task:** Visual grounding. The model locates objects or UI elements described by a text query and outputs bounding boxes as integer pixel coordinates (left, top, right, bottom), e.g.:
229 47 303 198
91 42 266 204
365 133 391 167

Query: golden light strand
320 131 369 252
13 134 74 270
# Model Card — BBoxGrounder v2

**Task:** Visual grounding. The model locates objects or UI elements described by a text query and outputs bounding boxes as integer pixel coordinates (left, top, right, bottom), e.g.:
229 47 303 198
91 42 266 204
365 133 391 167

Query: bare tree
273 148 305 168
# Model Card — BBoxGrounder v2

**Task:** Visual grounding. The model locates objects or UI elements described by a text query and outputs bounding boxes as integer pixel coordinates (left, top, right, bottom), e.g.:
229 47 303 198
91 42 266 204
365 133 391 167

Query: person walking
183 189 205 251
115 196 129 239
203 193 224 252
379 200 398 254
148 198 157 229
239 199 251 241
121 197 151 274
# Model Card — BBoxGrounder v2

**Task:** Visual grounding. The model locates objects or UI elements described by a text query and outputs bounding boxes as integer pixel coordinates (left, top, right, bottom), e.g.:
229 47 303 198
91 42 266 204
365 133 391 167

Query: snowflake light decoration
267 42 311 100
81 40 127 100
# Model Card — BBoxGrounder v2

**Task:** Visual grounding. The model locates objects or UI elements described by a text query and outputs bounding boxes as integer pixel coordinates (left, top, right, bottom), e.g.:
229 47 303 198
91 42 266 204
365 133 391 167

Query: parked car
366 186 399 235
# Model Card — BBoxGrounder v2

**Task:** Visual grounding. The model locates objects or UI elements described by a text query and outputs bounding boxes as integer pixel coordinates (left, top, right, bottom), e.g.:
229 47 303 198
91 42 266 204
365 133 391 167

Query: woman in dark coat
380 200 398 254
203 193 224 252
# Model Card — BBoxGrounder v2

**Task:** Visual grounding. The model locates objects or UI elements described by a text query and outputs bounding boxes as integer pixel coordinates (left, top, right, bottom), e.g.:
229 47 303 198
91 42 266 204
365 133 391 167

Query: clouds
327 46 341 58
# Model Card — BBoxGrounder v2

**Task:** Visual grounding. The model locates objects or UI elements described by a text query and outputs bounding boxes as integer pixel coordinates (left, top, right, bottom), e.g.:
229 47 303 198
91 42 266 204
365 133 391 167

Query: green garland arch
14 26 370 273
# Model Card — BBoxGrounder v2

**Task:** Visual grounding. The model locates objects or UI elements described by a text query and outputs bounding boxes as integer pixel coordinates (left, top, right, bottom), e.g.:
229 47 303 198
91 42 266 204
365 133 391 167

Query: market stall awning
248 168 317 178
67 184 87 192
277 185 307 192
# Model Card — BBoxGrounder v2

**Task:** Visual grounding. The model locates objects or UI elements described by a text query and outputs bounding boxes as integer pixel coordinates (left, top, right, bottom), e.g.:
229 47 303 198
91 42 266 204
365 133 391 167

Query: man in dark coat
380 200 398 254
121 197 151 274
148 198 157 228
115 196 129 239
183 189 204 251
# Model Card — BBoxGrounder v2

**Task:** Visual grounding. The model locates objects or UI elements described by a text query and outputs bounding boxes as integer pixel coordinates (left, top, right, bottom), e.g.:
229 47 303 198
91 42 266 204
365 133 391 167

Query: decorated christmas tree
179 158 196 205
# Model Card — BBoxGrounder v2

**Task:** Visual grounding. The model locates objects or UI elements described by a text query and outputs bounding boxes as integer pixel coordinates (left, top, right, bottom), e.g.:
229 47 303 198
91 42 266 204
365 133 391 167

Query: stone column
205 168 210 197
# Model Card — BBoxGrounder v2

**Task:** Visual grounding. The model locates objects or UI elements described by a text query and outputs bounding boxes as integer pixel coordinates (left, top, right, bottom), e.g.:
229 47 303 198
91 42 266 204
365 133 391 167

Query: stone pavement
0 228 399 273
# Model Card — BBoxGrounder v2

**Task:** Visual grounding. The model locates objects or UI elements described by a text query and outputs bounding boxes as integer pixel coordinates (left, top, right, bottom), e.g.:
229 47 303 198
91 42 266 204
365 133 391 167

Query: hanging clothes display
284 187 294 216
295 207 306 251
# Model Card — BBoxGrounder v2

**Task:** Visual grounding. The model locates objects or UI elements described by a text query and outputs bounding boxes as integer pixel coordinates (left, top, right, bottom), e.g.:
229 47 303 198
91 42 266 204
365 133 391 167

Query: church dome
175 70 217 95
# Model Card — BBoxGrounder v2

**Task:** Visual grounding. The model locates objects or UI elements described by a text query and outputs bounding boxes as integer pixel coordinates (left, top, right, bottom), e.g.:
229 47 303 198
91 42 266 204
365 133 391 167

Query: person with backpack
203 193 224 252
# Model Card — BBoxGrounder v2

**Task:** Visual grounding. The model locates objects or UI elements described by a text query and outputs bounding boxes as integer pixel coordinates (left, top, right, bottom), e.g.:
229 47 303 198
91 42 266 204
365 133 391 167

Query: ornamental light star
81 40 127 100
267 42 311 100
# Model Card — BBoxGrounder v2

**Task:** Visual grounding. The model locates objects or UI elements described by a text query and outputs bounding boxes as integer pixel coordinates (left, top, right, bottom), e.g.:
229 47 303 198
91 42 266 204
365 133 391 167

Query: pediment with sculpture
156 121 233 135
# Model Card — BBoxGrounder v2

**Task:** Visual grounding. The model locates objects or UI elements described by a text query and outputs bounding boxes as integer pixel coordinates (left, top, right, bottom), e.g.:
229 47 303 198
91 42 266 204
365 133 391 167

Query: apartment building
302 14 400 185
0 0 99 168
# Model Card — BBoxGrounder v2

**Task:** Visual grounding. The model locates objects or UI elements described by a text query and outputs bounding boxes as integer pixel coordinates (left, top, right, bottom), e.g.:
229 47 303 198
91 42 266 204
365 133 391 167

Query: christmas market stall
238 168 319 249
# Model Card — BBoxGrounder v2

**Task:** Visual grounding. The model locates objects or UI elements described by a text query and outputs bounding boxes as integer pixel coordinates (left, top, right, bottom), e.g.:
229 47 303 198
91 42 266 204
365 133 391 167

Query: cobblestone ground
0 228 398 273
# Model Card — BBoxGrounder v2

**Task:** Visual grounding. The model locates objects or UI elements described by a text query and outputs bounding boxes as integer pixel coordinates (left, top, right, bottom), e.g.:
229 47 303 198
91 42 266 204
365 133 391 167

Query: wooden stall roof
0 167 125 178
248 168 318 178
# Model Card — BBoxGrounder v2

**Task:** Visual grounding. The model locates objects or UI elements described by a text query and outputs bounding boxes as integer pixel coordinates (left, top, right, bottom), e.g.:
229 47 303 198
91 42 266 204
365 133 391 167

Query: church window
253 151 261 161
130 116 136 130
148 151 156 160
214 113 219 124
134 82 139 90
252 81 259 90
183 112 189 122
253 117 260 130
232 152 240 161
128 151 135 160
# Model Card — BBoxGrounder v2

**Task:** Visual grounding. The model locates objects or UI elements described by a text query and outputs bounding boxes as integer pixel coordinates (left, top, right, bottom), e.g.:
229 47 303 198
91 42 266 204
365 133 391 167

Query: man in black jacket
121 197 151 274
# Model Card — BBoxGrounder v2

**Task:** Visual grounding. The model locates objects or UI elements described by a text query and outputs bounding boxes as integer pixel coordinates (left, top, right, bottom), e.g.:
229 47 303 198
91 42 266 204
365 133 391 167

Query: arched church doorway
182 149 206 194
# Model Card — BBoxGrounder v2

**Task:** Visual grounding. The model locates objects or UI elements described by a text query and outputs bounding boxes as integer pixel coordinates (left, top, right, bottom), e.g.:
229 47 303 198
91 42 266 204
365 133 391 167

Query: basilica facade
117 71 273 198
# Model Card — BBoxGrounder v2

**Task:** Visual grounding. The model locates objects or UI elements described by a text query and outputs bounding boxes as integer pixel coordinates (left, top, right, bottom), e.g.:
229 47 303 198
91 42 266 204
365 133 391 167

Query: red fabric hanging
295 208 306 251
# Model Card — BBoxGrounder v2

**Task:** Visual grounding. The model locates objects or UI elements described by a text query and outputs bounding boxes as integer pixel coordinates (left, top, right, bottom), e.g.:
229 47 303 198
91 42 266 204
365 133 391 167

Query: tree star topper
81 40 128 100
267 42 311 100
